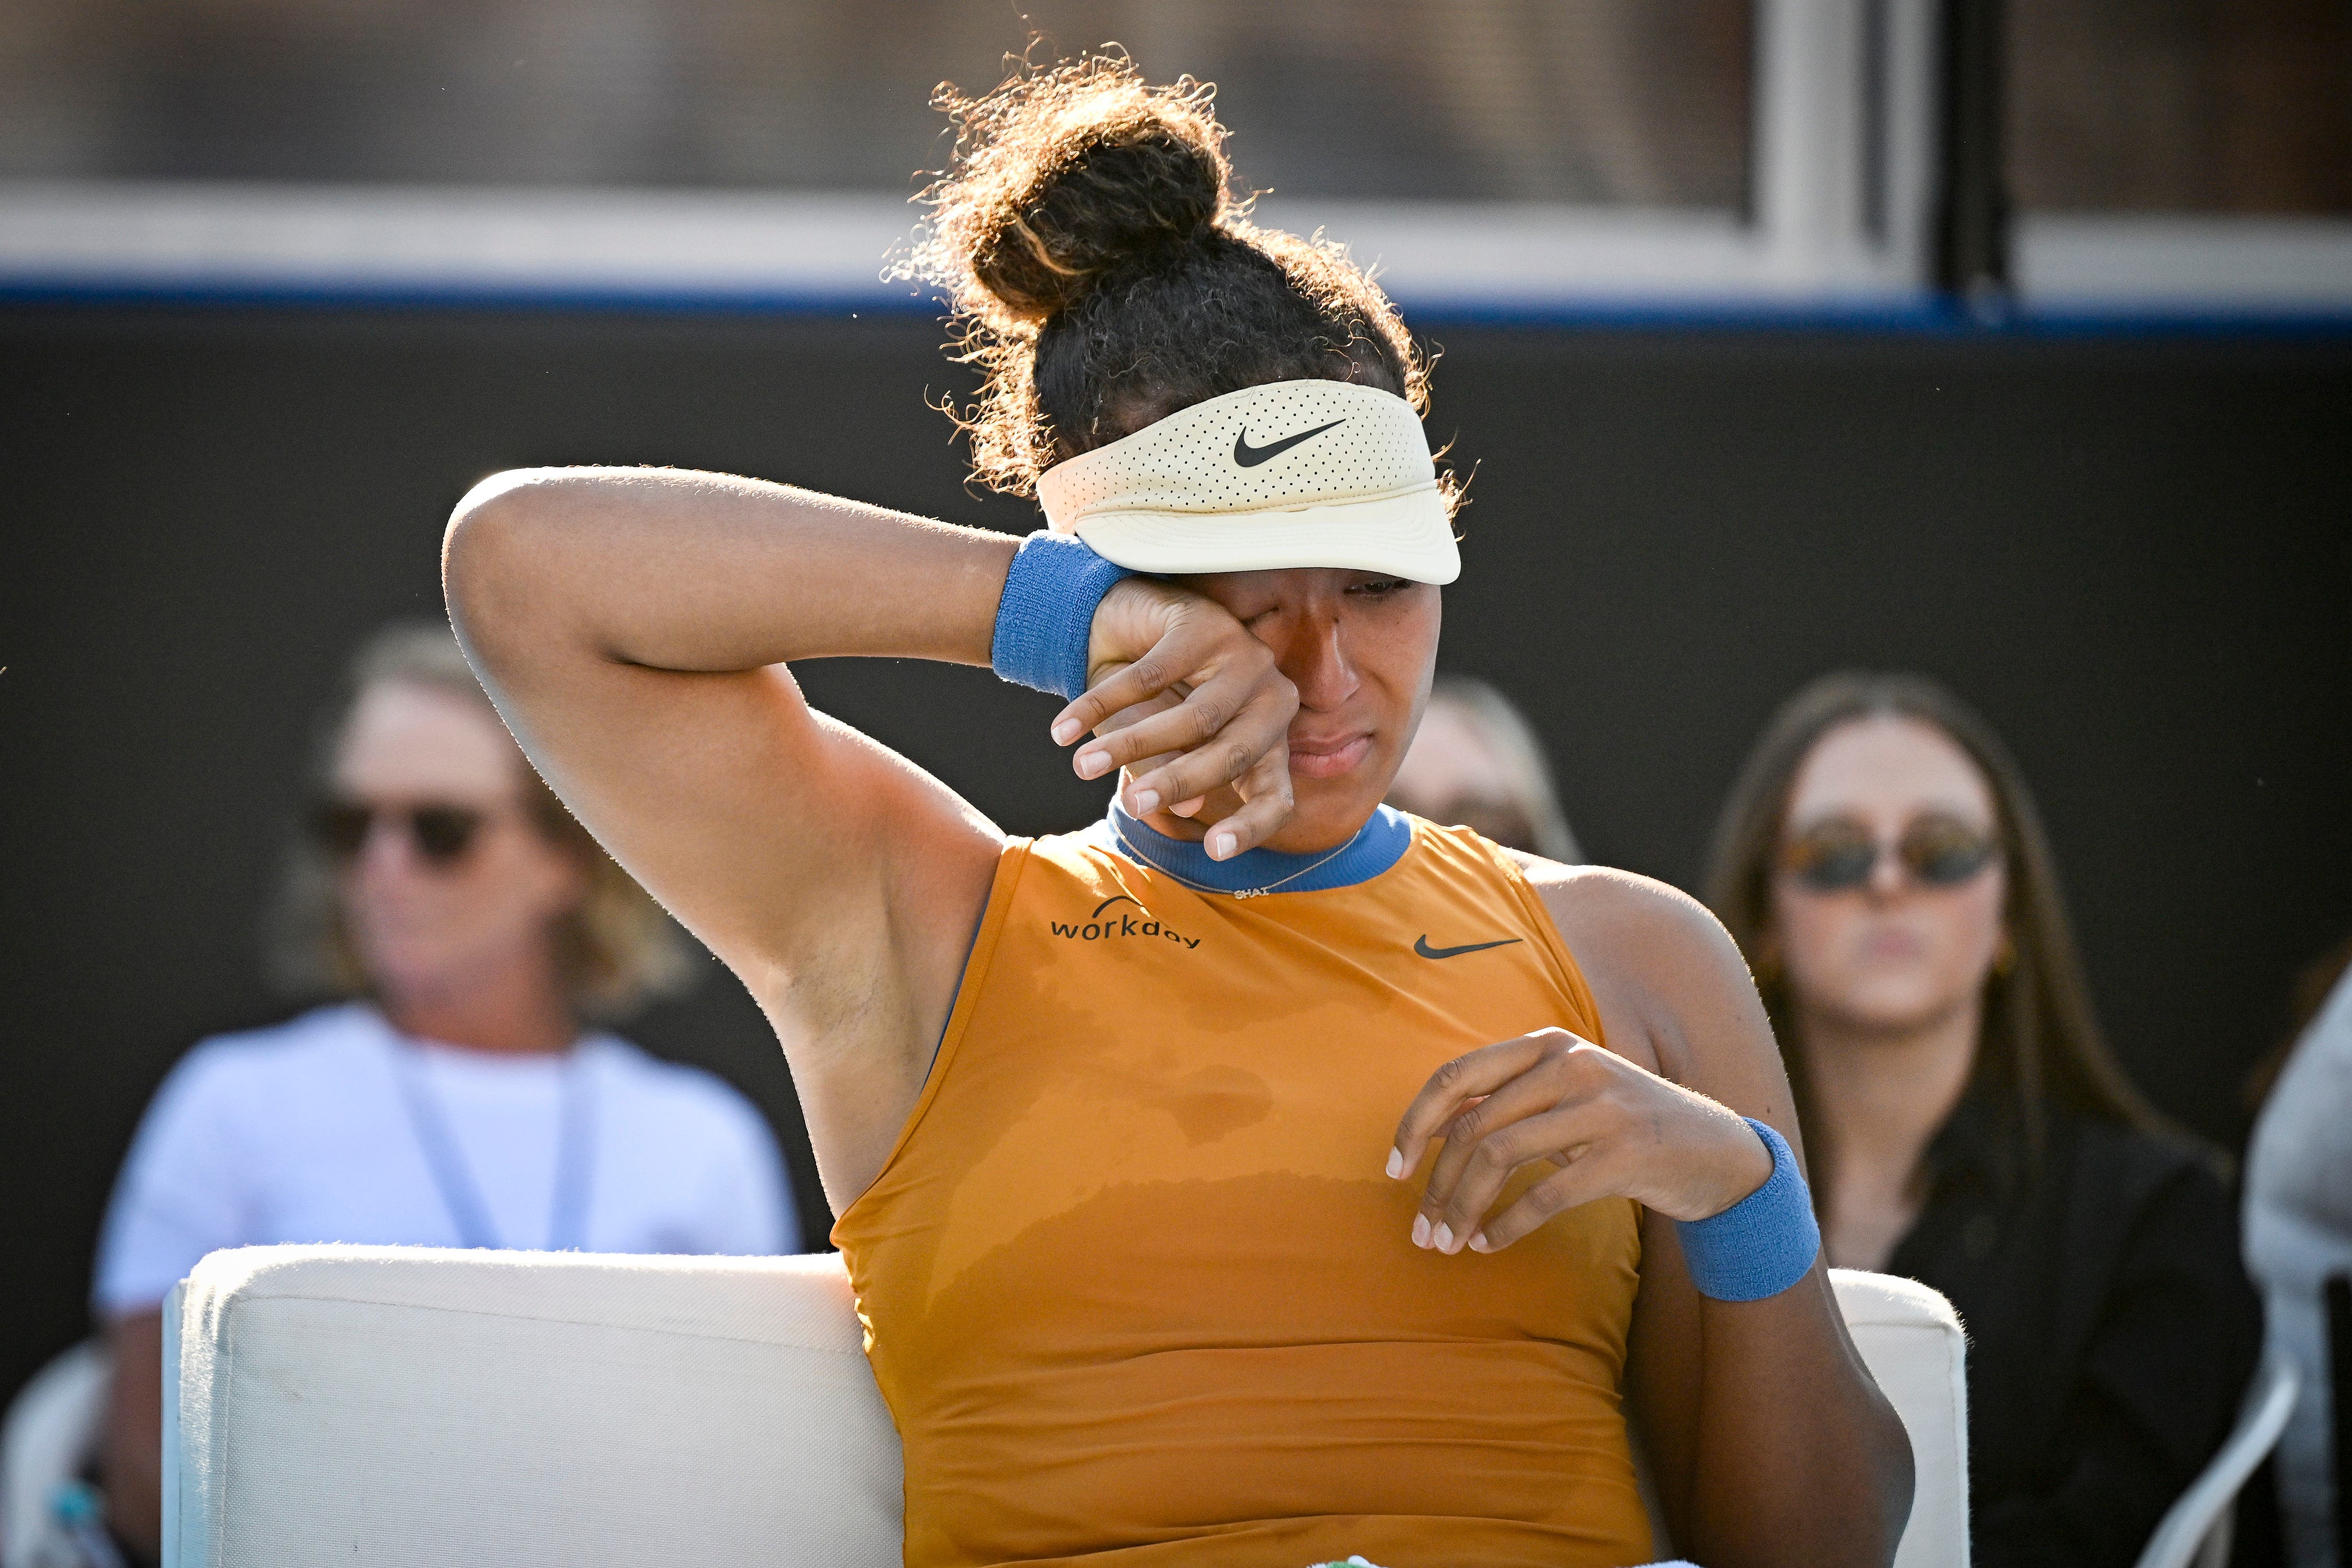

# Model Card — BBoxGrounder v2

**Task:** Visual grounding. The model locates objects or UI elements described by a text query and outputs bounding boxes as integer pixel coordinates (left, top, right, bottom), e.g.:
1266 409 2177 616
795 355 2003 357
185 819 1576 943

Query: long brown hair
266 621 691 1022
1701 671 2167 1197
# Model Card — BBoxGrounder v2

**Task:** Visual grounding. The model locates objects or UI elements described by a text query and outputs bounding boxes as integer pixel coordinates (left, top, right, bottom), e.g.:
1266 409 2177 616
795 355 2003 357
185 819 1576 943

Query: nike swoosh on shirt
1414 935 1524 960
1233 418 1347 467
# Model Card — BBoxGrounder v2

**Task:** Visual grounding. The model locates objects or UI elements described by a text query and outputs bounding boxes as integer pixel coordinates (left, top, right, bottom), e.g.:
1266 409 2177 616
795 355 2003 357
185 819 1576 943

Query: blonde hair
266 621 693 1021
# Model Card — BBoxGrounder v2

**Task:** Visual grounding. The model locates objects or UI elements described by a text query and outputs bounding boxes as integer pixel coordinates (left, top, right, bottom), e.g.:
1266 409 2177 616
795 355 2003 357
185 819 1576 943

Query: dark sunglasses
309 799 490 868
1779 813 1999 893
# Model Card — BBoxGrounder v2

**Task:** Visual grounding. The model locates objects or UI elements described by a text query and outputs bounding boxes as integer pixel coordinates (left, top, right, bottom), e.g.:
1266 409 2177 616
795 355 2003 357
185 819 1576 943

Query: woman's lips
1289 733 1373 779
1857 926 1932 963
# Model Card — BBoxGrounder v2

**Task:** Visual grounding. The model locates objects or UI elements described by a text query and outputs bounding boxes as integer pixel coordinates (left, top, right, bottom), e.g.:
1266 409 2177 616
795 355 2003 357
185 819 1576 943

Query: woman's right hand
1052 578 1299 859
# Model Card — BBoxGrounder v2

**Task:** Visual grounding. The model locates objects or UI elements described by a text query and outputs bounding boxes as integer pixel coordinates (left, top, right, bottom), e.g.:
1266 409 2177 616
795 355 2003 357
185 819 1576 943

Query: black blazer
1887 1097 2262 1568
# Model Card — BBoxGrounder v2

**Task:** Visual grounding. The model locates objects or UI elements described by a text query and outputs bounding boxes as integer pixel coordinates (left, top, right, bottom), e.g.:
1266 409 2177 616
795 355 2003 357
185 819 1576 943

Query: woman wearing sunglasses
1702 672 2261 1568
88 622 795 1565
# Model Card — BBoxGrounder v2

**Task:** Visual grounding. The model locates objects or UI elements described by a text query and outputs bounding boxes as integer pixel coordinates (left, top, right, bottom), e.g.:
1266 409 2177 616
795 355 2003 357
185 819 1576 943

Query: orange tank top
833 815 1651 1568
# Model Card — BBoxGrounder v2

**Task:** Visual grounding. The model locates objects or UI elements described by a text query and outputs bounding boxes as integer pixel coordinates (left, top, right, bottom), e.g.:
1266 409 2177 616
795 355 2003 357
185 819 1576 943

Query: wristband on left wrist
1672 1117 1820 1303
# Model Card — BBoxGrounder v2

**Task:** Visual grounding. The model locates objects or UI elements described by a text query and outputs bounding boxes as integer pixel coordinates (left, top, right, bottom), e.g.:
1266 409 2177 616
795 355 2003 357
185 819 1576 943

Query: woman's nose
1866 840 1909 900
1281 617 1359 710
355 816 420 879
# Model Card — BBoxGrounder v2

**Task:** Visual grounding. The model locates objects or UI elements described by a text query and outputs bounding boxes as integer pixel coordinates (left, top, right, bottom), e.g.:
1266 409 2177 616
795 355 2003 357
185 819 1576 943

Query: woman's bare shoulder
1504 853 1738 976
1503 851 1786 1110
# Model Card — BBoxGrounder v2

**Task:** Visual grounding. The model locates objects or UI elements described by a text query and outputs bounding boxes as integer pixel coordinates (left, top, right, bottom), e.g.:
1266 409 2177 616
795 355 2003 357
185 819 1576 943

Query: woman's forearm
443 467 1017 676
1686 1271 1916 1565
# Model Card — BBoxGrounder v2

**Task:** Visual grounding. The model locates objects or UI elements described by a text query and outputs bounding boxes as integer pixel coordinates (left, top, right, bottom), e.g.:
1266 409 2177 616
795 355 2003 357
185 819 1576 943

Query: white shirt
94 1003 797 1316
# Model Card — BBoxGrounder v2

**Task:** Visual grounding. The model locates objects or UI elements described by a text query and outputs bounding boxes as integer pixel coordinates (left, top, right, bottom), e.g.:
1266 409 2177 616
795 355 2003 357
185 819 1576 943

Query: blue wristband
989 531 1134 701
1674 1118 1820 1302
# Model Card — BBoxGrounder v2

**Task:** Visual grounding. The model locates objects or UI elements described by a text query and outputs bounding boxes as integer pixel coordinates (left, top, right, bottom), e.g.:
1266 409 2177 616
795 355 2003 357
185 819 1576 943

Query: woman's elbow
1856 1387 1918 1567
442 468 568 645
1791 1375 1918 1568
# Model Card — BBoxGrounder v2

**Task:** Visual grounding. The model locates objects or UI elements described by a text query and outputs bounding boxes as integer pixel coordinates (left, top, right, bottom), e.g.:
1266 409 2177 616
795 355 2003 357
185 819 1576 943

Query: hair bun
917 60 1231 328
913 55 1432 502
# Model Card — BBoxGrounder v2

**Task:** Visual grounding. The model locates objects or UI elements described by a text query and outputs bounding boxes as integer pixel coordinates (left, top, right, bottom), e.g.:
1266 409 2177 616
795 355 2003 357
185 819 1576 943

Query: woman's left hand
1389 1028 1775 1254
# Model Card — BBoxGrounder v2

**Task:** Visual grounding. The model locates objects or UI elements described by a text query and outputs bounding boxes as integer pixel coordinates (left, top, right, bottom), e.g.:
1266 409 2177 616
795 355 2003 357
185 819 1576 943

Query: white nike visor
1036 378 1460 585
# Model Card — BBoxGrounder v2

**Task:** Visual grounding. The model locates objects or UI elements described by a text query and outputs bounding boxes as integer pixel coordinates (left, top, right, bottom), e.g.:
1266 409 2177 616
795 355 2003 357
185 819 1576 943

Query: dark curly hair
906 54 1444 500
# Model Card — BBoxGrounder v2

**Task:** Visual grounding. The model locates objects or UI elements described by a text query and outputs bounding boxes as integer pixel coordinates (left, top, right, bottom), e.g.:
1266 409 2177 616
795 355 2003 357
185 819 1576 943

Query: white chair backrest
164 1247 1967 1567
165 1247 903 1568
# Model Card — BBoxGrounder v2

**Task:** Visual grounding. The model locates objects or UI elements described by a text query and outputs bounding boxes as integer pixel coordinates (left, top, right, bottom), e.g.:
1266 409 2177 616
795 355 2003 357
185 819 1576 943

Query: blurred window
2008 0 2352 214
0 0 1751 206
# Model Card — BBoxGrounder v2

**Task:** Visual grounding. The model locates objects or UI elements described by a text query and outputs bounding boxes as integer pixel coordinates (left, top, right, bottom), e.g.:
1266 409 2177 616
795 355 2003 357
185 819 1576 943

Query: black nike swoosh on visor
1414 936 1525 960
1233 418 1347 468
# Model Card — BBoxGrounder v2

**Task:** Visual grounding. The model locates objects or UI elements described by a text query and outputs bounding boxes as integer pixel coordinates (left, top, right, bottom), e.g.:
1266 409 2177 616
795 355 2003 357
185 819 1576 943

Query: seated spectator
1385 674 1583 860
2245 939 2352 1567
1702 670 2260 1568
92 622 795 1564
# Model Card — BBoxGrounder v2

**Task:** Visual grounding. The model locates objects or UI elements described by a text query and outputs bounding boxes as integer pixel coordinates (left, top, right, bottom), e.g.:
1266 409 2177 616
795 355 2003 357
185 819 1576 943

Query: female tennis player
444 59 1911 1568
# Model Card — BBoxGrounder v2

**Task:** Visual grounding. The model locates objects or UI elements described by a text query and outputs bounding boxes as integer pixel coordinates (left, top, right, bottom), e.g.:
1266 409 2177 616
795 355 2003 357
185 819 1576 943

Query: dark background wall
3 305 2347 1406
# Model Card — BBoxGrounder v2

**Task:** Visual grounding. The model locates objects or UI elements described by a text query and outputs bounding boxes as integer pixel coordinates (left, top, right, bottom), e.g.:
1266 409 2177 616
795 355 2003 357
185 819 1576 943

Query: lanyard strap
392 1042 595 1252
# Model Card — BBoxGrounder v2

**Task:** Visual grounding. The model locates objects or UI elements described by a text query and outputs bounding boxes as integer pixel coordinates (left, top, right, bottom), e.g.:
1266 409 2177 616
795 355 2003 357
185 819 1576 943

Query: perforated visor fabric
1078 488 1456 581
1037 380 1460 584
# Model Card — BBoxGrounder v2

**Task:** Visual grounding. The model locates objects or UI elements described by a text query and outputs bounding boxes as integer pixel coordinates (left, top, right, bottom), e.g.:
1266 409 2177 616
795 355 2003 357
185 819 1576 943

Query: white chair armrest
2132 1354 2298 1568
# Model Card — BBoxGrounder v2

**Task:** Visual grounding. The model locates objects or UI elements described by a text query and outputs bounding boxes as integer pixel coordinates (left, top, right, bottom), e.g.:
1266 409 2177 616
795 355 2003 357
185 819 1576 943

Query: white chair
2130 1353 2299 1568
161 1246 1970 1567
1 1339 113 1568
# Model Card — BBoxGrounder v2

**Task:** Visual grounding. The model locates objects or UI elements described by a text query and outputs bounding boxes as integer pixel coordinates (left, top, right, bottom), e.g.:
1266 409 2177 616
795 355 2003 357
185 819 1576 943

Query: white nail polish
1051 719 1079 745
1468 1232 1491 1253
1433 1223 1455 1253
1209 832 1235 859
1411 1214 1431 1248
1131 789 1160 814
1076 750 1106 778
1385 1148 1404 1180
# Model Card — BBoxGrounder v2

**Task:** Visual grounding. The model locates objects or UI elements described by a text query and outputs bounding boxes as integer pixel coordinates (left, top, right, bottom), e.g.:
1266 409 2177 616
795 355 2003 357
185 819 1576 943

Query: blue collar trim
1103 799 1413 896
